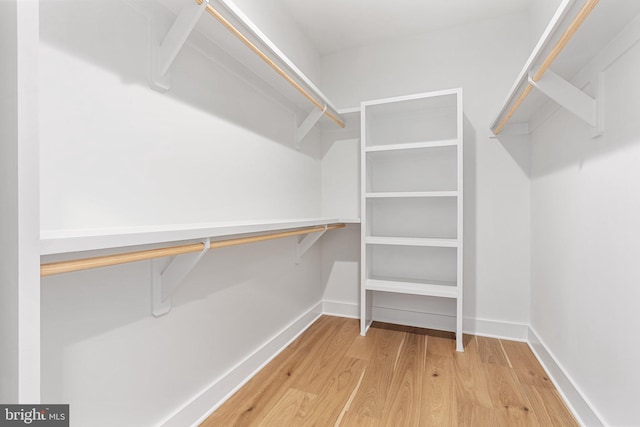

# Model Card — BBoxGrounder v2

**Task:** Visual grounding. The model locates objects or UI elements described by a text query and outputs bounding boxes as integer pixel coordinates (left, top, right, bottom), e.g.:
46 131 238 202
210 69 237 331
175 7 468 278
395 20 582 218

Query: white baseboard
527 326 605 427
325 301 528 342
158 302 323 427
465 317 528 341
373 305 457 332
322 299 359 318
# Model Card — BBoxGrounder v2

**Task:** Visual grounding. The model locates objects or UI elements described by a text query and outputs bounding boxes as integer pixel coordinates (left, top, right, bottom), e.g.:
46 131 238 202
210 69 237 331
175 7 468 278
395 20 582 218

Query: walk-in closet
2 0 639 425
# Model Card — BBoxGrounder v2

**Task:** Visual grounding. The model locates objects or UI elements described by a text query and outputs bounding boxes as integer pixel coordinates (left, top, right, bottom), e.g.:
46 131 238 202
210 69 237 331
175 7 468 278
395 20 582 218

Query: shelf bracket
528 70 602 133
296 225 327 264
151 237 210 317
295 105 327 149
151 0 208 91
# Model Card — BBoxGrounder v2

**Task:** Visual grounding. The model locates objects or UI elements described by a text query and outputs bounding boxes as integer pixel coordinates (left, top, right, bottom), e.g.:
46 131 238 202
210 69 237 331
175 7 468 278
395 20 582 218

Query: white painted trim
158 302 323 427
527 326 606 427
465 317 529 342
358 303 529 342
322 300 359 319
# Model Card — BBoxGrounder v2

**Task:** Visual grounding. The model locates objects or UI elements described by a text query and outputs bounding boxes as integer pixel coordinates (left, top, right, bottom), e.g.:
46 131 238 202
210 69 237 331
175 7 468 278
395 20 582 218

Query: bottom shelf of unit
364 277 458 299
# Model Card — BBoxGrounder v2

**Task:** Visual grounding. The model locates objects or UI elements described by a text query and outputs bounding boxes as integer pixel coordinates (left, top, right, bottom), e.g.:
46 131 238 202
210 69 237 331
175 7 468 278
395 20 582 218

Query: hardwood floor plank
453 334 493 408
523 383 580 427
477 336 510 367
501 340 553 388
485 364 540 426
457 399 496 426
338 412 379 427
379 333 425 426
256 389 316 427
426 334 457 358
346 327 406 419
297 357 367 426
292 317 359 395
422 353 457 426
346 327 379 361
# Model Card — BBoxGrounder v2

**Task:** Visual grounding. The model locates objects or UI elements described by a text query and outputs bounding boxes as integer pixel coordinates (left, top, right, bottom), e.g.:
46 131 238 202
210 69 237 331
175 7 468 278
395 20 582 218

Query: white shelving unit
360 89 464 352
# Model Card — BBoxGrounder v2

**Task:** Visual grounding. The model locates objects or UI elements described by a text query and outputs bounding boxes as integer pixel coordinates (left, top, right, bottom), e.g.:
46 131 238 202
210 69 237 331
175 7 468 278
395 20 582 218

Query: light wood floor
201 316 578 426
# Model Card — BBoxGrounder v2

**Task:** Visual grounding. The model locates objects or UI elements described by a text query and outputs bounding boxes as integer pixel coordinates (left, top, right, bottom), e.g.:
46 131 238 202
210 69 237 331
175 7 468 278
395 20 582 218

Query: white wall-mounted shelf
365 277 458 299
365 139 459 153
151 0 344 139
365 236 458 248
491 0 640 136
40 218 340 256
365 191 458 199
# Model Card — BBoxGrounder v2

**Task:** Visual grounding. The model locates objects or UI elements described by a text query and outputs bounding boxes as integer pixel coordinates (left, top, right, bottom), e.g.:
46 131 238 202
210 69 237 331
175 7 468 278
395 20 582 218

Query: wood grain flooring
201 316 578 426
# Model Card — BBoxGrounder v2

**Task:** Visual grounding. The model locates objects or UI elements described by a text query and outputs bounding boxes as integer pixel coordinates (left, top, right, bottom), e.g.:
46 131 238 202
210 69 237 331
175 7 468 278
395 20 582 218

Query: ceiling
274 0 533 56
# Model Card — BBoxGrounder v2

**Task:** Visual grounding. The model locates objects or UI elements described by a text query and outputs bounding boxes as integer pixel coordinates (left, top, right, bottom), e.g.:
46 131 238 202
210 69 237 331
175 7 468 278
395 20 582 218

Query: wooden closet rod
493 0 599 135
41 223 346 277
196 0 345 129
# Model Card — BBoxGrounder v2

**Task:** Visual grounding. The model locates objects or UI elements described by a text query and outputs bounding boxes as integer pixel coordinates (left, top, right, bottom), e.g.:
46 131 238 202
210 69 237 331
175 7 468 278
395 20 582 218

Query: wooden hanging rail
196 0 345 129
41 223 345 277
493 0 599 135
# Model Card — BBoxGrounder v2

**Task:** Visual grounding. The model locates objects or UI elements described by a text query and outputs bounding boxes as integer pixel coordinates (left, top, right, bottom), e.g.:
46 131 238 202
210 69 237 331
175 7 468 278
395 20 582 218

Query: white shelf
365 277 458 299
40 218 340 255
153 0 343 128
338 218 361 224
365 139 459 152
366 191 457 199
491 0 640 134
365 236 458 248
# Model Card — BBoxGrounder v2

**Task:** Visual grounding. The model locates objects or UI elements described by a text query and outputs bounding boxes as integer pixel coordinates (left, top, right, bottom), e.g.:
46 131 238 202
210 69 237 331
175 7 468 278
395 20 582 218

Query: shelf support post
528 70 601 132
296 225 327 263
295 105 327 149
151 0 208 91
151 237 210 317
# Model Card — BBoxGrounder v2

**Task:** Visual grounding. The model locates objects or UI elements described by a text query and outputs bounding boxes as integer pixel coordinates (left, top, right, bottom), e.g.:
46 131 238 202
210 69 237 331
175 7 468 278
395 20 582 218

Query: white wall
0 0 40 403
39 0 325 425
528 0 564 48
39 0 321 230
530 15 640 426
321 13 533 335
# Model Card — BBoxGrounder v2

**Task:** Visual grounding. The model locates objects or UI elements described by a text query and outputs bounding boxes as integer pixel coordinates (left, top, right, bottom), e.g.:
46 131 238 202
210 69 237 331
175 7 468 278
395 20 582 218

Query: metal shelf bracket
151 237 210 317
295 225 327 263
151 0 208 91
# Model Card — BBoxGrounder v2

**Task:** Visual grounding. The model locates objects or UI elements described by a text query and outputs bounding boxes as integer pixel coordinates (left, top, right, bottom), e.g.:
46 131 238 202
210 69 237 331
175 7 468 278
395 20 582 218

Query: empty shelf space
365 236 458 247
365 277 458 298
365 191 458 198
365 139 459 152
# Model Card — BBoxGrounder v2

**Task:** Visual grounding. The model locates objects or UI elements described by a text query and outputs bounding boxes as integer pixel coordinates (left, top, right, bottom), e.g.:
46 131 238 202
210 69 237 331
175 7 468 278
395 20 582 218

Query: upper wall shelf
151 0 344 142
491 0 640 136
40 218 341 255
